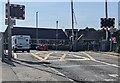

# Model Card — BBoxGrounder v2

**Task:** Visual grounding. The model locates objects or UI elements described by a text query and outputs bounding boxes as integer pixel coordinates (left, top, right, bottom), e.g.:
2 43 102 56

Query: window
15 39 16 44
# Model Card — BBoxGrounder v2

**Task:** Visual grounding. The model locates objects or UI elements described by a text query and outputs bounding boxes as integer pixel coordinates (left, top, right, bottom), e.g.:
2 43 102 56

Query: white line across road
108 74 119 78
49 66 74 82
57 65 114 68
83 52 120 68
82 52 96 61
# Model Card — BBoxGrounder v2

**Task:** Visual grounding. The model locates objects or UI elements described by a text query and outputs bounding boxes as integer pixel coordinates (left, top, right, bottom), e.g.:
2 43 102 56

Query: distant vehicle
36 44 48 51
12 35 31 53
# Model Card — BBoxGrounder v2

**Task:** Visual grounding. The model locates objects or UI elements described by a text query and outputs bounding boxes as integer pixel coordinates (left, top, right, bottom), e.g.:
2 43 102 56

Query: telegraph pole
56 21 58 50
71 0 75 50
7 0 12 61
105 0 108 40
36 12 39 45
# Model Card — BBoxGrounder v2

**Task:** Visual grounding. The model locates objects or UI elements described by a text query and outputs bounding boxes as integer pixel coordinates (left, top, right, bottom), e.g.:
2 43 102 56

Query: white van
12 35 31 53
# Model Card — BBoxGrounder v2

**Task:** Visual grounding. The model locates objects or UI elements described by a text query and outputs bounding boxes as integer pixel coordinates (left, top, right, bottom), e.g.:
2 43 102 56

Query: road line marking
49 66 74 82
35 52 40 55
60 54 67 60
43 52 53 61
104 79 115 81
57 65 112 68
82 52 120 68
108 74 119 78
93 60 120 68
13 53 17 59
31 53 44 61
72 54 89 60
91 52 119 58
82 52 96 61
46 58 90 62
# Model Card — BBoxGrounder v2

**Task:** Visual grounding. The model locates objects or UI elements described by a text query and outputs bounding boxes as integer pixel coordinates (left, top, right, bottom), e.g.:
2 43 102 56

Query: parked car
36 44 48 51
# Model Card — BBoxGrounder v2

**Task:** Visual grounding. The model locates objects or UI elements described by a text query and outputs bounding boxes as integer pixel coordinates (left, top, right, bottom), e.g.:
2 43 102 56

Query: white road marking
82 52 120 68
46 58 90 62
49 67 74 82
108 74 119 78
82 52 96 61
94 60 120 68
57 65 112 68
104 79 115 81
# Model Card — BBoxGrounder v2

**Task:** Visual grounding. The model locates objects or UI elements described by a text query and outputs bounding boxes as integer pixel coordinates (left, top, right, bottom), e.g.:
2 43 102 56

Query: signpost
6 0 25 61
100 18 115 51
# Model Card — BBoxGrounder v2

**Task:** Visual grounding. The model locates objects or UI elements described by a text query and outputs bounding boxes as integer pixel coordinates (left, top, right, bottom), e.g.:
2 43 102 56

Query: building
4 27 69 50
77 28 106 51
65 29 78 40
4 27 109 51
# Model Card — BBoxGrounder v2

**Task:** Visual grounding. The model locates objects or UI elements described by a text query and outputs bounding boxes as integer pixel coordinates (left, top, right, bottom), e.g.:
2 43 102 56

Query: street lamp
36 12 39 46
56 21 58 50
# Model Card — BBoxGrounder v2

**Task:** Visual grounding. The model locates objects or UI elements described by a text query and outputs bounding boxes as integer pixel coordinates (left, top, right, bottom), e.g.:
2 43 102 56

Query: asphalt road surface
12 51 119 82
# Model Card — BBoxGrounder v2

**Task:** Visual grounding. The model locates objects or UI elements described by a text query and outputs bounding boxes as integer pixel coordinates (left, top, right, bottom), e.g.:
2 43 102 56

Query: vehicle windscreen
17 37 29 45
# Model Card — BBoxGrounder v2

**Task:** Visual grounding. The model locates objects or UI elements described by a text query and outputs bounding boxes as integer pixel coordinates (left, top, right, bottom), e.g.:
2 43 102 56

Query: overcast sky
0 0 119 32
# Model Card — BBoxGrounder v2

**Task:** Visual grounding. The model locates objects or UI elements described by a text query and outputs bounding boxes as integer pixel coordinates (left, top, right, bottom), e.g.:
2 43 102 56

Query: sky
0 0 119 32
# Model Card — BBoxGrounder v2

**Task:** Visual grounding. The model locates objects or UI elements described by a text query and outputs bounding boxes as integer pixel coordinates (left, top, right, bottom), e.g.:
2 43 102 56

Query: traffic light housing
6 4 25 20
101 18 115 28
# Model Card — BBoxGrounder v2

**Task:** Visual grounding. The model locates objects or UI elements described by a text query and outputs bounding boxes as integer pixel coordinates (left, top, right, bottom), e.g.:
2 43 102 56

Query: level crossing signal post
6 0 25 61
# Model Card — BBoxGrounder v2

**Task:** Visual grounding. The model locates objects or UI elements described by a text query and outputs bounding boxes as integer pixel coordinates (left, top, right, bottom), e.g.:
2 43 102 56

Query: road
3 51 119 82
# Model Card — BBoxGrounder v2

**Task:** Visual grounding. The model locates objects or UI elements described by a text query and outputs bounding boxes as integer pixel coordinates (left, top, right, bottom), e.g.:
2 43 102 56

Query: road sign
100 18 115 28
5 19 16 25
6 4 25 20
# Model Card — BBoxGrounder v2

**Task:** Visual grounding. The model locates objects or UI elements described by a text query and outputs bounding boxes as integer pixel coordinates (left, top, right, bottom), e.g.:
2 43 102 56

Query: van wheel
22 51 24 53
14 50 16 53
27 50 30 53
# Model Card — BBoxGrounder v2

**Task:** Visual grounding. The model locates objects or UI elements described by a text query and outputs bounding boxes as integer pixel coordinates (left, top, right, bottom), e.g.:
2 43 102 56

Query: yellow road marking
60 54 67 60
31 53 44 61
72 55 89 60
82 52 96 61
43 52 53 61
35 52 40 55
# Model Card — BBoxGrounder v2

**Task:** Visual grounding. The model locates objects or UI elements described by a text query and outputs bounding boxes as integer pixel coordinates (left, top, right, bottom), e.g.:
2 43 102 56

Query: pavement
1 50 120 82
1 52 74 82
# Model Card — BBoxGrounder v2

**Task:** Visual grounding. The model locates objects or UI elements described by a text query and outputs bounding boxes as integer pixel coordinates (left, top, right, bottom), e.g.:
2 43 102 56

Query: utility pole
7 0 12 61
36 12 39 46
56 21 58 50
105 0 108 41
71 0 75 51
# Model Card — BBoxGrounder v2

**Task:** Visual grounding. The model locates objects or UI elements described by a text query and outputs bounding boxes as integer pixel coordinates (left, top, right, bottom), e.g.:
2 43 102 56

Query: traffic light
101 18 115 28
6 4 25 20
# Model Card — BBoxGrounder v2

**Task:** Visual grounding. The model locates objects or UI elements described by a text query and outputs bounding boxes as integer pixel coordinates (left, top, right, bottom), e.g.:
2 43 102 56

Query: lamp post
36 12 39 46
56 21 58 50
